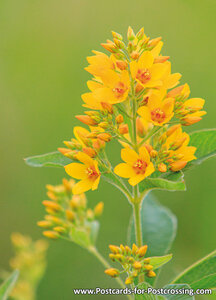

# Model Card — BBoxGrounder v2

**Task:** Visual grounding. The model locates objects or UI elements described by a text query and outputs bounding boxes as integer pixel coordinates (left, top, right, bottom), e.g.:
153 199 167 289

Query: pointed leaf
190 273 216 290
0 270 19 300
24 151 71 168
163 284 195 300
149 254 172 270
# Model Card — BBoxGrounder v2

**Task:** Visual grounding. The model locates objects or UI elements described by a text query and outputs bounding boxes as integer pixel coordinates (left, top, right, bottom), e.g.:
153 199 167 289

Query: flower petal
128 174 146 186
150 63 167 80
139 51 154 69
139 146 150 164
121 148 139 165
114 163 134 178
65 163 87 179
76 152 94 166
92 175 101 190
72 179 93 195
137 106 151 122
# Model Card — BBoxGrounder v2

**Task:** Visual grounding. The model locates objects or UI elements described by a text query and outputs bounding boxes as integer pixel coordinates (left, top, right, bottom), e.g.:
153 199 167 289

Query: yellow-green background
0 0 215 299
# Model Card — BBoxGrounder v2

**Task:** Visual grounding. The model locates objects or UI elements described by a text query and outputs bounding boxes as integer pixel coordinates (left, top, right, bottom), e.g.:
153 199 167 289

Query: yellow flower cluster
105 244 156 285
8 233 48 300
37 179 104 243
60 27 206 193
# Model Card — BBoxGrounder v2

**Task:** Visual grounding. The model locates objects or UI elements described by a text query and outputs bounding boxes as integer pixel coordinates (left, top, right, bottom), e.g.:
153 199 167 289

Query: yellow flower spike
147 270 156 278
66 210 76 222
109 245 120 254
158 163 167 173
105 268 120 278
42 201 61 212
130 51 167 88
94 202 104 217
114 147 155 186
37 220 52 229
43 231 59 240
136 245 148 257
133 261 142 269
64 152 101 195
125 277 133 285
138 91 174 126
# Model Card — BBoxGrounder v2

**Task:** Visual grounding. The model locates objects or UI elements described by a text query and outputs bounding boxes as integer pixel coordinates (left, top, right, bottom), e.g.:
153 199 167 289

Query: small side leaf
163 284 195 300
149 254 172 270
24 151 71 168
139 172 186 194
0 270 19 300
171 250 216 287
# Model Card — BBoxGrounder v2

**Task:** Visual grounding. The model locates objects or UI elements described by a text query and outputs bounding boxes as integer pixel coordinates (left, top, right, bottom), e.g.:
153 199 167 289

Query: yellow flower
114 147 155 186
160 61 181 90
138 90 174 126
85 51 115 77
65 152 101 194
130 51 167 88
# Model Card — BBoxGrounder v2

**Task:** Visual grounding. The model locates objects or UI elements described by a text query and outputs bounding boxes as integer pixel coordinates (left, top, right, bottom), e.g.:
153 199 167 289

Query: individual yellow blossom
85 51 115 77
65 152 101 194
130 51 167 88
138 90 174 126
114 147 155 186
160 61 181 90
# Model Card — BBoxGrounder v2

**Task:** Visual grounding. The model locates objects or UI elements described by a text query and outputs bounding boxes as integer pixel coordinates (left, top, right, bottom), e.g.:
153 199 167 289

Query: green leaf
135 282 158 300
70 227 91 248
139 171 186 193
185 129 216 170
0 270 19 300
128 193 177 257
24 151 71 168
149 254 172 270
89 220 100 245
190 273 216 290
171 249 216 288
163 284 195 300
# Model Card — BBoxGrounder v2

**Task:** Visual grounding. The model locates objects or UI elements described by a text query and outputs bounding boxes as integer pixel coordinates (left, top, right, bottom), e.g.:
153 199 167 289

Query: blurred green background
0 0 215 299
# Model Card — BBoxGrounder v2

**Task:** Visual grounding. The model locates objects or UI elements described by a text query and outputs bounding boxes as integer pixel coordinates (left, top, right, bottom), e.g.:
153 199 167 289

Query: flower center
151 108 166 123
133 159 147 175
86 167 99 180
136 69 151 84
113 82 127 98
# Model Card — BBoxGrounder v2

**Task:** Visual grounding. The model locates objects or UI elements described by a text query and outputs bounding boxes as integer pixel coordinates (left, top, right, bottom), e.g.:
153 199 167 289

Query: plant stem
133 201 142 247
88 246 133 300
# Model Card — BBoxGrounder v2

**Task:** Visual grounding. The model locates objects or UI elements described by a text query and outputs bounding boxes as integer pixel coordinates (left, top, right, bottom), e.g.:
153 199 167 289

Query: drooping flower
114 147 155 186
130 51 167 88
65 152 101 194
138 90 174 126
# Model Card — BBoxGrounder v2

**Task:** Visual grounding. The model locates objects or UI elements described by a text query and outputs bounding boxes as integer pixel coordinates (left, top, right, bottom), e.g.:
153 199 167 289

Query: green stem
88 246 133 300
133 201 142 248
138 126 161 147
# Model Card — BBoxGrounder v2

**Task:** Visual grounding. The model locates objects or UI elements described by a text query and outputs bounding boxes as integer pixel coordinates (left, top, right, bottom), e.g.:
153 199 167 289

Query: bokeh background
0 0 215 299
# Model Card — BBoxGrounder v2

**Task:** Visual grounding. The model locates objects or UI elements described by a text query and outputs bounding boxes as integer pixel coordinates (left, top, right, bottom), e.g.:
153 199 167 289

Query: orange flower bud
116 114 124 124
135 83 144 94
58 147 72 155
116 60 127 70
136 245 148 257
154 56 170 63
170 137 187 150
144 144 153 154
158 163 167 173
98 121 109 129
105 268 119 278
37 220 52 229
127 26 135 41
109 245 120 254
166 124 181 137
42 201 61 211
93 138 105 151
66 209 76 222
97 133 112 142
119 124 128 134
147 270 156 278
94 202 104 217
83 147 97 157
53 226 67 234
101 102 113 114
130 51 139 60
136 27 144 40
132 243 138 255
148 37 162 47
43 231 59 239
101 42 117 53
113 38 125 49
125 277 133 285
182 116 202 126
133 261 142 269
170 161 187 171
76 115 98 126
144 264 153 271
111 31 123 40
150 150 158 158
136 117 145 137
86 209 94 220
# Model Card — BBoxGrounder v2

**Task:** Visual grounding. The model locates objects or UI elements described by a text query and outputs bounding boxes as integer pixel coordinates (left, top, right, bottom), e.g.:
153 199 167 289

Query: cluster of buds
37 179 104 246
8 233 48 300
105 244 156 285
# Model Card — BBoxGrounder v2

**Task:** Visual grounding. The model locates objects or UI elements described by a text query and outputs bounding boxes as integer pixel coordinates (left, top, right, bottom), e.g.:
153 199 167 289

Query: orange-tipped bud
101 102 113 114
130 51 139 60
147 270 156 278
37 220 52 229
135 83 144 94
43 231 59 239
133 261 142 269
45 215 64 225
136 117 145 137
66 210 76 222
53 226 67 234
116 114 124 124
125 246 131 255
113 38 125 49
42 201 61 211
58 147 72 155
97 133 112 142
148 37 162 47
143 257 151 264
94 202 104 217
158 163 167 173
93 138 105 151
144 144 153 154
119 124 128 134
125 277 133 285
83 147 97 157
154 56 170 63
76 115 98 126
132 243 138 255
101 42 117 53
127 26 135 41
98 121 109 129
166 124 181 137
136 27 145 40
182 116 202 126
112 31 123 40
105 268 119 278
109 245 120 254
116 60 127 70
150 150 158 158
167 84 190 99
144 264 153 271
170 161 187 171
140 96 149 106
171 137 187 150
136 245 148 257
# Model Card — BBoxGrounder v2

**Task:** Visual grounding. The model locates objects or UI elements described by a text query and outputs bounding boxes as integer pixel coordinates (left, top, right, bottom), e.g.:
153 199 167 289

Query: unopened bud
37 220 52 229
116 114 124 124
93 138 105 151
116 60 127 70
113 38 125 49
94 202 104 217
127 26 136 41
97 133 112 142
148 37 162 47
182 116 202 126
112 31 123 40
66 210 76 222
109 245 120 254
119 124 128 134
166 124 181 137
53 226 67 234
101 42 117 53
83 147 97 157
136 117 145 137
125 277 133 285
170 161 187 171
150 150 158 158
105 268 119 277
144 264 153 271
130 51 139 60
144 144 153 154
154 56 170 63
136 245 148 257
147 270 156 278
98 121 109 129
158 163 167 173
86 209 94 220
42 200 61 211
101 102 113 114
132 243 138 255
133 261 142 269
43 231 59 240
136 27 145 40
76 115 98 126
